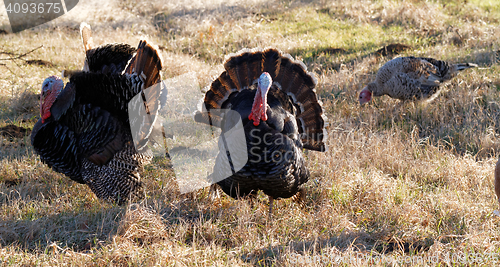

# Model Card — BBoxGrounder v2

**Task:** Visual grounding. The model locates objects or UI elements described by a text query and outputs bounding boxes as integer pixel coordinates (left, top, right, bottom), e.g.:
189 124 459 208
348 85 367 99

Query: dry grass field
1 0 500 265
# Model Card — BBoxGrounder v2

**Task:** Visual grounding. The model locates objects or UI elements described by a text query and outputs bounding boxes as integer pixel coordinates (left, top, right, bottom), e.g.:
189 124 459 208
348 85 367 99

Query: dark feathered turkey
31 39 163 204
359 56 478 104
195 48 327 214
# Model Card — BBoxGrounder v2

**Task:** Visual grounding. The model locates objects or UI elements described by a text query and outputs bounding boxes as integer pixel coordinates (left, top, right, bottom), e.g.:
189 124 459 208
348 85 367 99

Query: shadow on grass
0 205 125 252
240 231 435 266
0 138 34 162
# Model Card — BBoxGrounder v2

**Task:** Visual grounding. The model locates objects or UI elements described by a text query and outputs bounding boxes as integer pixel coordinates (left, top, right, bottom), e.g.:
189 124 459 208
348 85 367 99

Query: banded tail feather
80 22 94 53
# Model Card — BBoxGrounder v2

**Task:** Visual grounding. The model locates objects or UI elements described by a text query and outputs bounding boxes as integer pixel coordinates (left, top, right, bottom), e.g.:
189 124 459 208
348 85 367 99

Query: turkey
31 39 163 204
195 48 326 215
359 56 478 105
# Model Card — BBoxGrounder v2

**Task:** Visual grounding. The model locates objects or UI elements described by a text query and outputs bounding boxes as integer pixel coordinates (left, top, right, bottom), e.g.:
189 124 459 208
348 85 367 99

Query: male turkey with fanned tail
195 48 327 215
359 56 478 105
31 39 163 204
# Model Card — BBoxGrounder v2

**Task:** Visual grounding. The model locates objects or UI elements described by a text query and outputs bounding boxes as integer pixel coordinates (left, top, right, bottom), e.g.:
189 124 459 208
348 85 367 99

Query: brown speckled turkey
359 56 477 105
31 39 163 204
195 48 327 214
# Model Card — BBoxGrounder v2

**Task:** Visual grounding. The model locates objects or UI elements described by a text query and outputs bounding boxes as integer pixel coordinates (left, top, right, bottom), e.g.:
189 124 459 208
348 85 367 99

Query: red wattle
41 112 51 123
40 89 58 123
249 97 264 126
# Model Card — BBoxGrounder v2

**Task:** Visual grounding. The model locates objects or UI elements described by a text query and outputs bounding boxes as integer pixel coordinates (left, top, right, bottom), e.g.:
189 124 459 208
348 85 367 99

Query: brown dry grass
1 0 500 266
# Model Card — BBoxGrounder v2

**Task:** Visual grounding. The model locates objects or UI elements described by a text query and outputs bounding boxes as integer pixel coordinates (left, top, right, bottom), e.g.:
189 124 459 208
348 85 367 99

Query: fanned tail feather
456 62 478 71
261 49 281 80
274 54 303 94
80 22 93 52
204 72 238 110
124 40 163 89
124 40 164 152
420 57 477 79
224 48 261 90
